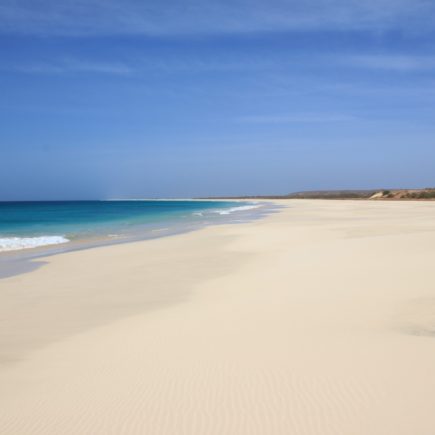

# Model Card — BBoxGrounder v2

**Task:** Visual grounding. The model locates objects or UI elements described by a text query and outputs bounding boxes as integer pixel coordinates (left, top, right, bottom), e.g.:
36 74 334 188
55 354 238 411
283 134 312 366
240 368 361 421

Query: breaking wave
193 204 261 217
0 236 70 252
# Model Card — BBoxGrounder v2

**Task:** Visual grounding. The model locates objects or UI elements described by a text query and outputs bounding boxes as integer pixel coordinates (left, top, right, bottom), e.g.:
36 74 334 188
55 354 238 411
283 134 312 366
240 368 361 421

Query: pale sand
1 200 435 434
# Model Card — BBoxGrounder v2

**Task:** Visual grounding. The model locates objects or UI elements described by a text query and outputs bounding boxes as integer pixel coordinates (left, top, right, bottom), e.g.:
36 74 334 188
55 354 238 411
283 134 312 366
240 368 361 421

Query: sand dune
1 200 435 434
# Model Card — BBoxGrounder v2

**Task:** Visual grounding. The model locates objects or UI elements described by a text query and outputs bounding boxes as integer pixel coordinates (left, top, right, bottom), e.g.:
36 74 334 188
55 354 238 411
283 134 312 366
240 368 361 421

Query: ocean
0 200 266 254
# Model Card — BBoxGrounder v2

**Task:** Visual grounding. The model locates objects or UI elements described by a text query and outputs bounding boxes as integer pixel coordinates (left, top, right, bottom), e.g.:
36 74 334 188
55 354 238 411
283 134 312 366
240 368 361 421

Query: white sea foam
193 204 261 217
213 204 261 215
0 236 70 252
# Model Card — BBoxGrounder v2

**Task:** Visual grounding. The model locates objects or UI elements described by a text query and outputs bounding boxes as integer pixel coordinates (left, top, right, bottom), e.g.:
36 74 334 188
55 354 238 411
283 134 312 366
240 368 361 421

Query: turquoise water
0 200 262 252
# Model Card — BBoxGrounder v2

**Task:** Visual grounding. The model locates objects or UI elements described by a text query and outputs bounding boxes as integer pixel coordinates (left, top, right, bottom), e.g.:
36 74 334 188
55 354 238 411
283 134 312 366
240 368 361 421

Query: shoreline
0 205 269 364
2 199 435 434
0 200 279 279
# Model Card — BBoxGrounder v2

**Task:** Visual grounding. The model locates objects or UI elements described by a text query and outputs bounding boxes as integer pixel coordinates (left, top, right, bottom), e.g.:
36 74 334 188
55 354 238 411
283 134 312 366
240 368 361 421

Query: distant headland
203 188 435 200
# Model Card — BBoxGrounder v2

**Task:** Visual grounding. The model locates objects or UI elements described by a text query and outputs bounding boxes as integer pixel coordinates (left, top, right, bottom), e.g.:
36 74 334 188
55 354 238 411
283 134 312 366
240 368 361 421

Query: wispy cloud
3 59 134 75
344 55 435 71
238 113 357 124
2 53 279 76
6 52 435 80
0 0 434 37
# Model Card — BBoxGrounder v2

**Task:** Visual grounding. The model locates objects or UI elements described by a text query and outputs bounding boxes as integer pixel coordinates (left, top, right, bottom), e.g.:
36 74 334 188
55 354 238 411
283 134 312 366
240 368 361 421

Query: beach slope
1 200 435 434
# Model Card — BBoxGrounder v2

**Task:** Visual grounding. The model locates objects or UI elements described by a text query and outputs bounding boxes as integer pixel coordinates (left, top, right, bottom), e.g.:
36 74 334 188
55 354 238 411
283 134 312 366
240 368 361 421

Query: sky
1 0 435 199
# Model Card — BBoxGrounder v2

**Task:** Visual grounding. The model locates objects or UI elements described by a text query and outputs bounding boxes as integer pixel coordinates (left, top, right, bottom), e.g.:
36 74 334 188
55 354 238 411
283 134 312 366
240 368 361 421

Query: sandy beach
1 199 435 434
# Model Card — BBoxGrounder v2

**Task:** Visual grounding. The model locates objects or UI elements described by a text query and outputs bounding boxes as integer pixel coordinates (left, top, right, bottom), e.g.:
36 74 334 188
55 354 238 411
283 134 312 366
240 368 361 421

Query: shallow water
0 200 280 276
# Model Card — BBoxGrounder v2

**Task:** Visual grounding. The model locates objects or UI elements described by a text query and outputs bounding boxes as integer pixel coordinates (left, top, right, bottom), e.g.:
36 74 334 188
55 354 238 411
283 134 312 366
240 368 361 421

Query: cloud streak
344 55 435 71
2 59 134 75
238 113 357 124
0 0 434 37
5 52 435 79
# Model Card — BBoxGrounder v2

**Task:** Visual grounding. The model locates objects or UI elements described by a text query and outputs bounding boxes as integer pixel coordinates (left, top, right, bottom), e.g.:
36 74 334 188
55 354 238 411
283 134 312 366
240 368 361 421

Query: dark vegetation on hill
203 190 377 200
285 190 376 199
381 189 435 200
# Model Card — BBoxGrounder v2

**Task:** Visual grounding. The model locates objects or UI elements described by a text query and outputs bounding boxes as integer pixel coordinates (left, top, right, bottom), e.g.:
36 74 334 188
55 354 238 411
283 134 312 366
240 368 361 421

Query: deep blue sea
0 200 264 253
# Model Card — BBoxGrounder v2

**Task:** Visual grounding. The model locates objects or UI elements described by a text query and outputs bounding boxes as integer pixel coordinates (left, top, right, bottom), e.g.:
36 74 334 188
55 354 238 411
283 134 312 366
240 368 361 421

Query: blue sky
1 0 434 199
